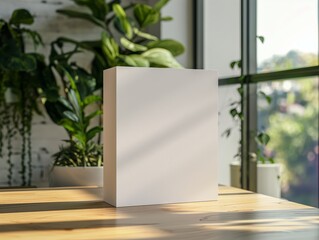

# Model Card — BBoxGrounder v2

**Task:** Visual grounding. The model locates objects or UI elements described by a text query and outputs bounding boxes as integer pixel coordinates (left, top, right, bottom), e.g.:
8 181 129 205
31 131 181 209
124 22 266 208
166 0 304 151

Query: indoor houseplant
226 46 281 197
0 9 49 186
230 134 281 198
48 67 103 186
45 34 103 186
45 0 185 186
52 0 184 144
54 0 184 89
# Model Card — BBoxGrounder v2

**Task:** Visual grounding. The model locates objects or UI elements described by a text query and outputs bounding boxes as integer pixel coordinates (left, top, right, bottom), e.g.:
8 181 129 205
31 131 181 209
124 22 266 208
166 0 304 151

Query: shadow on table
0 200 110 213
0 201 318 240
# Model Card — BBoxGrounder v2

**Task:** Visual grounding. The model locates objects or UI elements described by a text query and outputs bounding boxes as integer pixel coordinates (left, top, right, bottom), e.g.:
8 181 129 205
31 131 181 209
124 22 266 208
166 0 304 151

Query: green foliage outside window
258 51 318 207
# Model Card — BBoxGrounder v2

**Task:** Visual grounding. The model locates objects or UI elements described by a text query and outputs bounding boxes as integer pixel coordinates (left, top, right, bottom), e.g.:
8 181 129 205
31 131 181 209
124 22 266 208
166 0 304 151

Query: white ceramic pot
49 166 103 187
257 163 281 198
230 161 241 188
230 161 281 198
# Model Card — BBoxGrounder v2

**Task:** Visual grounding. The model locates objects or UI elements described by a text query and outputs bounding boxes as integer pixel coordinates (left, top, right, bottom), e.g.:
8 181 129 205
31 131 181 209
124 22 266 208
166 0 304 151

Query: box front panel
116 67 218 206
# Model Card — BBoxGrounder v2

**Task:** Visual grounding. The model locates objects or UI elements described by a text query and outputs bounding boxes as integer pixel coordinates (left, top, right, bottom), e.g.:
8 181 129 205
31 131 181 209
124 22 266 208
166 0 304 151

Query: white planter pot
230 161 241 188
230 161 281 198
257 163 281 198
104 67 219 207
49 166 103 187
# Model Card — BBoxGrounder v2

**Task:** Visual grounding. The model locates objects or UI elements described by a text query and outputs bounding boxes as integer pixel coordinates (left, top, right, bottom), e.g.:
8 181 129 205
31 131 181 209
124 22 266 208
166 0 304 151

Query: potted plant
44 0 184 186
230 133 281 198
48 69 103 187
54 0 185 89
226 51 281 198
0 9 49 187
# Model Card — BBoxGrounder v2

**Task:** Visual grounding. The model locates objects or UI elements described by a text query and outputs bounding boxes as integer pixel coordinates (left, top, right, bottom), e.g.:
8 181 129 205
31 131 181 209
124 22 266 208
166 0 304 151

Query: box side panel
103 68 117 206
116 67 218 207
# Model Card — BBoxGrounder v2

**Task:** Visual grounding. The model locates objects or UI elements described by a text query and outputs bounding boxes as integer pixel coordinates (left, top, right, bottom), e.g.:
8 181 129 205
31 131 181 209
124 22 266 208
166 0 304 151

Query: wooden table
0 186 318 240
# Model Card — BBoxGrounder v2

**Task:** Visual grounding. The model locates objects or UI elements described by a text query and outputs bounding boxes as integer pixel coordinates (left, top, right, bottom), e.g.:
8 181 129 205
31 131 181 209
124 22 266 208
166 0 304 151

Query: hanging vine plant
223 36 273 166
0 9 47 186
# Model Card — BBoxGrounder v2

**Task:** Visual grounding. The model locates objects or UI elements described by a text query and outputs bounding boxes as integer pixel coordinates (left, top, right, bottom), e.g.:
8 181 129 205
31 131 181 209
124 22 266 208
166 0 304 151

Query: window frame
194 0 319 191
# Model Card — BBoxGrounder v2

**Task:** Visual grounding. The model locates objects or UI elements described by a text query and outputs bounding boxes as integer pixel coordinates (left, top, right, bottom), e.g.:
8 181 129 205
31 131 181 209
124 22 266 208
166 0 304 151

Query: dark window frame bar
219 66 319 86
241 0 258 191
193 0 204 69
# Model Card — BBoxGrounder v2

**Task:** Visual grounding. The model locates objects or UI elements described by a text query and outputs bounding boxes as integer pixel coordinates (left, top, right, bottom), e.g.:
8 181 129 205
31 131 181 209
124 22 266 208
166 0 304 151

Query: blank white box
103 67 218 207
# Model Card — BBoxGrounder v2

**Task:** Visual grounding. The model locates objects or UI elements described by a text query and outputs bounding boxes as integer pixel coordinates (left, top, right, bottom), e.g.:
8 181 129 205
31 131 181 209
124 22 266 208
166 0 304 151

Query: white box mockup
103 67 218 207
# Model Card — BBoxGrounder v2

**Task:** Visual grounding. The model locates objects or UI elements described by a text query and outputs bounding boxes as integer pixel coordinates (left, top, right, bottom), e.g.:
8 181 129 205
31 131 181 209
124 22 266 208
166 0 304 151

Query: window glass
257 77 319 207
257 0 318 72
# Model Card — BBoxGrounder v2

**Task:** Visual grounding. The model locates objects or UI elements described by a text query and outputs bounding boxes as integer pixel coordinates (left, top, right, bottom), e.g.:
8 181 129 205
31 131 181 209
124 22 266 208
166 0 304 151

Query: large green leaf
120 37 147 52
257 36 265 44
63 110 79 123
142 48 183 68
56 9 105 28
8 54 37 71
112 3 126 18
147 39 185 56
123 55 150 67
87 126 103 141
83 95 102 107
64 70 82 102
112 4 133 39
161 16 173 21
133 28 158 41
21 28 44 47
9 9 34 25
0 43 37 71
59 118 79 134
101 32 119 63
67 89 82 118
85 110 103 122
57 97 72 111
68 67 96 101
73 132 86 147
154 0 170 11
256 132 270 146
259 91 272 104
91 55 107 90
133 4 160 28
73 0 108 20
230 108 238 118
44 87 60 102
44 101 68 124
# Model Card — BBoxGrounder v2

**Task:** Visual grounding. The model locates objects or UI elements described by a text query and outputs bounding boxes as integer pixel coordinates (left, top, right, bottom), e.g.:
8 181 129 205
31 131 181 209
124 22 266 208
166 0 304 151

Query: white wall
204 0 241 77
203 0 241 185
161 0 193 68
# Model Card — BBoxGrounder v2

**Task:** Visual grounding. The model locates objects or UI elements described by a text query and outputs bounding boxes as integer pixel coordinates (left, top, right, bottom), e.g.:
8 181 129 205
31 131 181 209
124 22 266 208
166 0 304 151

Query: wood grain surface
0 186 318 239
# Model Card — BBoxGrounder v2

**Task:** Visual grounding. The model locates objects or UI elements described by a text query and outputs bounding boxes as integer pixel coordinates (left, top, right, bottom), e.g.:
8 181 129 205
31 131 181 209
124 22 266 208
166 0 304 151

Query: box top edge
103 66 218 73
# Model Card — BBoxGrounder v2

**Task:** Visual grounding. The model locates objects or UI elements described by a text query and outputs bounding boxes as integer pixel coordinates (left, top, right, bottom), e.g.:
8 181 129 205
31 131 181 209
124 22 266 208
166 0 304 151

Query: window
258 77 319 207
257 0 318 73
197 0 319 207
